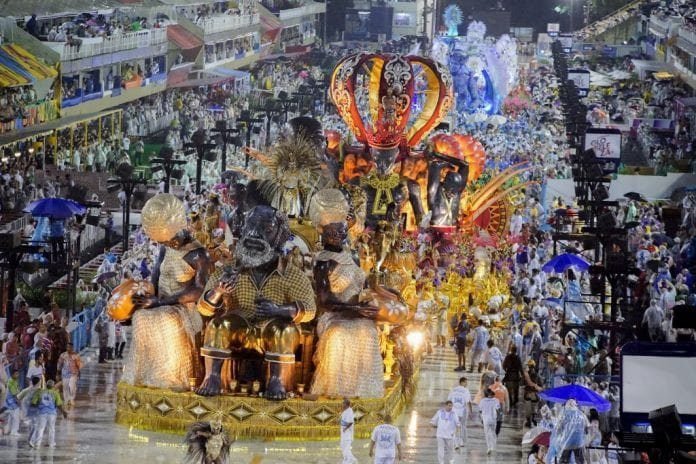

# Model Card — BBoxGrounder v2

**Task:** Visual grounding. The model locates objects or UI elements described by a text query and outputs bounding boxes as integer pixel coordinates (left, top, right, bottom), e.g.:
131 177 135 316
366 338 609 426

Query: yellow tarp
0 62 30 87
1 44 58 80
653 71 674 81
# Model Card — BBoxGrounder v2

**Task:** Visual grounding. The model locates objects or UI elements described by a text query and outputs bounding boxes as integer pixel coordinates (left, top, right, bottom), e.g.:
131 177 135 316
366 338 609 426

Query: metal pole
221 136 227 173
164 167 171 193
6 263 17 332
124 188 131 252
75 229 82 317
265 112 272 148
66 242 72 317
323 8 327 48
245 126 252 167
122 193 127 252
0 266 4 328
196 147 203 195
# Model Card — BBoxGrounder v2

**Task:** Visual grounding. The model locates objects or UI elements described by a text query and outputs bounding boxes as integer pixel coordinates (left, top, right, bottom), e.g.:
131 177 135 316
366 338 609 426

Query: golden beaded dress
122 242 204 390
309 249 384 398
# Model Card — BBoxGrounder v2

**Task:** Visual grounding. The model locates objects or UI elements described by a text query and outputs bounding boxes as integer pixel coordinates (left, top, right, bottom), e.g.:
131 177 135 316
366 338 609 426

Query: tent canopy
0 44 57 80
0 43 57 87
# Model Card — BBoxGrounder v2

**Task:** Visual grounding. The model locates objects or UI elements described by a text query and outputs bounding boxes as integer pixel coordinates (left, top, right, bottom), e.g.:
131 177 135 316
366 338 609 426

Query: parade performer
121 194 211 391
196 205 316 399
184 419 232 464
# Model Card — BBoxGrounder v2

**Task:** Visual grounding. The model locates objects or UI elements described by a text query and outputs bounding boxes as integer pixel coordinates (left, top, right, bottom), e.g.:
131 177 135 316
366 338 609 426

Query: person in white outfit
369 414 402 464
431 401 461 464
115 322 127 359
340 398 357 464
447 377 473 448
30 380 67 448
485 339 504 375
479 388 501 454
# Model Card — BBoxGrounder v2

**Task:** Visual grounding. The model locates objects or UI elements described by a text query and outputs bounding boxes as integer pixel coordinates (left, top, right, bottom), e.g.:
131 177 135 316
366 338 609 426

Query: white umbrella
487 115 507 126
609 69 632 80
589 71 613 87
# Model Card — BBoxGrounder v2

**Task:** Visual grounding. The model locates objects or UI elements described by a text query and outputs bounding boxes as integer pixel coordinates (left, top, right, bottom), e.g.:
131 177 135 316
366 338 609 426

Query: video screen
622 355 696 415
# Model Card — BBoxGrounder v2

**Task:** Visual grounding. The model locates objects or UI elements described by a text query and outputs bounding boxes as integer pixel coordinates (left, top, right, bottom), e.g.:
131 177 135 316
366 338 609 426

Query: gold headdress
309 188 349 230
258 133 323 214
141 193 187 243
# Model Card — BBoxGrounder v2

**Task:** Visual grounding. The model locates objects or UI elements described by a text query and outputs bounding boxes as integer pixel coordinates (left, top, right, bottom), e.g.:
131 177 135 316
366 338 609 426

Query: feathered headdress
258 134 323 213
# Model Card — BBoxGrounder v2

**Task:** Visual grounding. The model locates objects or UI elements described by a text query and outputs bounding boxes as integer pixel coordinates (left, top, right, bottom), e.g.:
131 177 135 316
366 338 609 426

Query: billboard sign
558 33 573 53
547 23 560 37
568 68 591 97
584 128 622 174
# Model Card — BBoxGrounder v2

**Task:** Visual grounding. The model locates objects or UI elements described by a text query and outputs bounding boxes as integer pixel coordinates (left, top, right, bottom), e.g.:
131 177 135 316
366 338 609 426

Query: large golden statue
121 194 211 391
196 205 316 399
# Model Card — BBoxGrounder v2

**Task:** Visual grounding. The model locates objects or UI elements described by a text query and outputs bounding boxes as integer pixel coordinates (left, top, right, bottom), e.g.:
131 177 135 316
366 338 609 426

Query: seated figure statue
122 193 211 391
308 189 391 398
196 205 316 399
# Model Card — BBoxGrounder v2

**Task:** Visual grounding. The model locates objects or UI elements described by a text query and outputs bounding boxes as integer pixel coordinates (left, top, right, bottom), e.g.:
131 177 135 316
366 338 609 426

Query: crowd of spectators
176 0 257 23
573 0 640 41
39 14 164 45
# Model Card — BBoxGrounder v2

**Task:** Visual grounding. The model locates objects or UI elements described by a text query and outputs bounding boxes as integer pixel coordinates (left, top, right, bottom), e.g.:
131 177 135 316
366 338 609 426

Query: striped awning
167 24 203 62
0 44 58 80
0 61 31 87
258 5 283 43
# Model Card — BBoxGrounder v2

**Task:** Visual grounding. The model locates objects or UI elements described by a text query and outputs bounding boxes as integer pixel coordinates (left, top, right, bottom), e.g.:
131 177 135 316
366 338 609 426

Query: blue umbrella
539 384 610 412
542 253 590 273
544 297 563 307
24 198 87 219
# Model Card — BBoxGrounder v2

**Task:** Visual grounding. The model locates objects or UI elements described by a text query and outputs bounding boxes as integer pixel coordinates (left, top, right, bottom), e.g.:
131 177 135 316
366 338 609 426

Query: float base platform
115 378 408 440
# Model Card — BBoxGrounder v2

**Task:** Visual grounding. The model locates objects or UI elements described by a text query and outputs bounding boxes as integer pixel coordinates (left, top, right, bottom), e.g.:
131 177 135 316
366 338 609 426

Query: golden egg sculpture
106 279 155 321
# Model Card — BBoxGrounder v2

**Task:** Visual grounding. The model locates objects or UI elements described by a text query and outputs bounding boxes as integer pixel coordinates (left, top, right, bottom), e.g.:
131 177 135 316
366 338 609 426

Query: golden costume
122 241 204 390
310 249 385 398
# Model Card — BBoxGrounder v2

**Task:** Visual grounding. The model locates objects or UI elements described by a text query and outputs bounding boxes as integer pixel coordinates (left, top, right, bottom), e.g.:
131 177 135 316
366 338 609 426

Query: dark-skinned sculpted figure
309 189 409 398
122 194 211 390
196 205 316 400
427 150 469 227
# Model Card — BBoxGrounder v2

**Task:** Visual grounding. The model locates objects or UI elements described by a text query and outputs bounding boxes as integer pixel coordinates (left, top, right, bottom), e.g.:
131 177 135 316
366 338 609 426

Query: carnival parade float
111 50 524 440
432 6 519 119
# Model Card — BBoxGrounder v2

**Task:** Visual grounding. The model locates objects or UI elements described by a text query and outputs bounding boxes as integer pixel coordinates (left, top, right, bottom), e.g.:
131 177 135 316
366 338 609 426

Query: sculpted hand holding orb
117 194 211 391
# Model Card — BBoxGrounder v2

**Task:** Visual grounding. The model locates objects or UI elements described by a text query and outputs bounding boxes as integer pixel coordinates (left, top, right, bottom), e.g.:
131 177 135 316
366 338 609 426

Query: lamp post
254 100 282 148
211 120 239 172
151 146 187 193
107 163 145 252
184 128 216 195
65 218 86 318
293 84 316 117
235 110 263 167
1 244 43 332
276 91 298 123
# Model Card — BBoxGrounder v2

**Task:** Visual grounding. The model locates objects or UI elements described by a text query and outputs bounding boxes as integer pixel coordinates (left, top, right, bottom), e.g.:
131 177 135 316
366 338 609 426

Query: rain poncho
547 404 589 464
